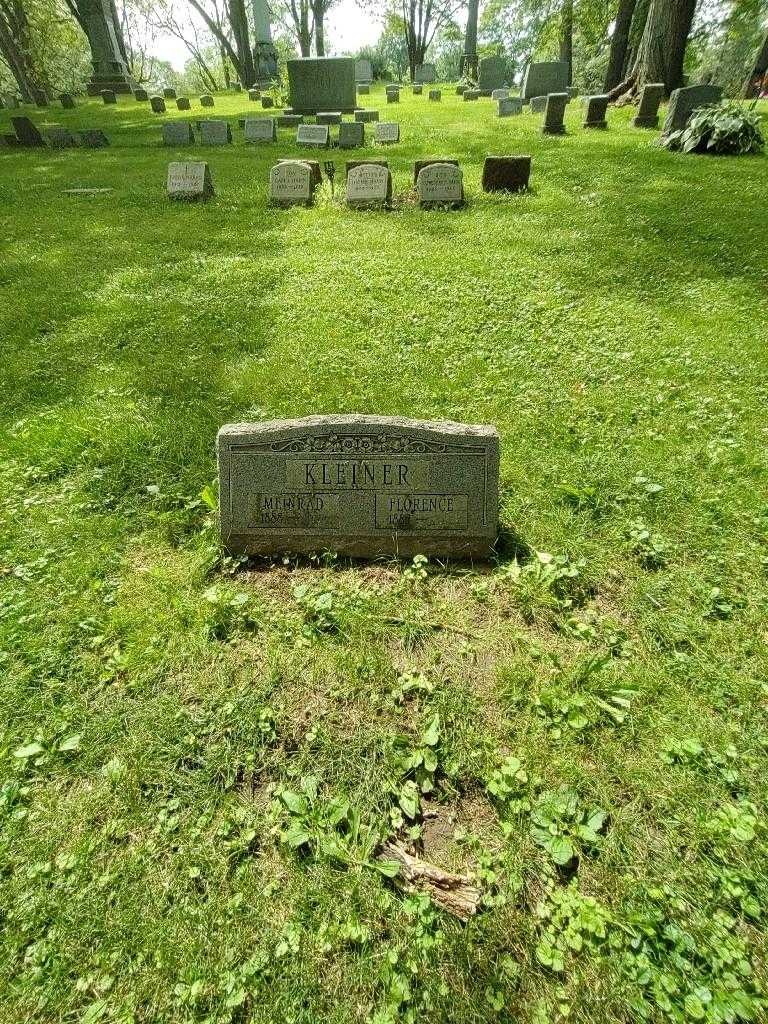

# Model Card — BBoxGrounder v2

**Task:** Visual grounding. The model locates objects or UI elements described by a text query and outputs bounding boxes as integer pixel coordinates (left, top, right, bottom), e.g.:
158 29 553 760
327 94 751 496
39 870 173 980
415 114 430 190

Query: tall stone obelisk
81 0 135 94
252 0 278 84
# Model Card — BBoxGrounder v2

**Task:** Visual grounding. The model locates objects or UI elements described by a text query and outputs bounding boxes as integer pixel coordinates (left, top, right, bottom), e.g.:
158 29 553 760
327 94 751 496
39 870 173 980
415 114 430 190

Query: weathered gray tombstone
11 116 46 147
355 109 379 122
167 160 213 200
163 121 195 145
163 87 177 99
150 96 166 113
261 96 274 108
277 113 303 128
277 157 322 189
455 85 466 96
176 96 191 111
134 88 149 101
346 161 391 208
46 126 80 148
374 122 400 144
491 88 509 101
522 60 568 100
662 84 722 137
413 157 458 184
296 123 330 147
417 162 464 208
200 119 232 145
200 94 215 107
429 89 441 101
245 117 277 142
498 96 522 117
583 94 609 129
217 415 499 559
79 129 110 147
478 56 507 96
633 82 665 128
101 89 117 104
355 59 373 84
529 94 547 113
357 84 370 95
269 159 314 207
463 89 480 101
412 84 423 95
414 63 437 84
59 93 76 109
248 88 260 101
481 155 531 193
338 120 364 148
316 111 342 124
287 57 356 114
386 89 400 104
543 92 568 134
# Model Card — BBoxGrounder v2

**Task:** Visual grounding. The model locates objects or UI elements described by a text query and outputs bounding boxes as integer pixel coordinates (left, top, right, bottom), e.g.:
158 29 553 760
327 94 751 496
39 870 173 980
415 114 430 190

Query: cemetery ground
1 86 768 1024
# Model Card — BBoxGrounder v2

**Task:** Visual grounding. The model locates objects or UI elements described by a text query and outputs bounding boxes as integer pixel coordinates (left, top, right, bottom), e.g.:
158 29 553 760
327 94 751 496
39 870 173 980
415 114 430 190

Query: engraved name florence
218 416 499 558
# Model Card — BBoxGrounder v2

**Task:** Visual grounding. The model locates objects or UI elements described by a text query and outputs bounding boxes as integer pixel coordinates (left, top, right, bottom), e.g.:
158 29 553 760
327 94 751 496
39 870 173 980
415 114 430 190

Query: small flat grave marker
491 88 509 100
244 117 277 142
163 122 195 145
47 126 80 148
346 162 391 208
167 160 213 201
200 119 232 145
412 85 423 95
277 114 303 128
217 415 499 559
417 162 463 208
355 109 379 122
269 159 314 207
317 111 342 124
375 122 399 144
338 121 364 148
529 95 547 113
463 89 480 101
296 123 330 148
63 187 113 195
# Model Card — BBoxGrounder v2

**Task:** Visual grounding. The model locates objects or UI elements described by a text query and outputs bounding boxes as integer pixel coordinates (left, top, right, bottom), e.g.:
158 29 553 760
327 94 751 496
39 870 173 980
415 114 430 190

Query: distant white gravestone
166 161 214 200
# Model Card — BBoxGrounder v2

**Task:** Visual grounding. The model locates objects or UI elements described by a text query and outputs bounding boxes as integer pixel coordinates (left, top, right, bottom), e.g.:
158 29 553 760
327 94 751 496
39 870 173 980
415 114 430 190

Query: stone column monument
252 0 278 85
81 0 134 95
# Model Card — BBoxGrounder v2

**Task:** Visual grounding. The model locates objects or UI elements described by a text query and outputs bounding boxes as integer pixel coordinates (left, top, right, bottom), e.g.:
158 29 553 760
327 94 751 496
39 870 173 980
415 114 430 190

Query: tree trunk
221 45 230 87
605 0 637 91
0 0 45 102
227 0 255 85
608 0 697 102
742 28 768 98
314 13 324 55
559 0 573 85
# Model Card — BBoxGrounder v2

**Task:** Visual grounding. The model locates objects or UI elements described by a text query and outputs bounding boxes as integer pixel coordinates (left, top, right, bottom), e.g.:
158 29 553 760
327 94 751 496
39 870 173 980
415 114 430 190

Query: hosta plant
664 101 765 156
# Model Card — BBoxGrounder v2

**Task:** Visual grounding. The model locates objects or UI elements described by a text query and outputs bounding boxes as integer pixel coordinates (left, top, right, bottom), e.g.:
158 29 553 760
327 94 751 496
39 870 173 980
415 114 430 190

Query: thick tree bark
559 0 573 85
226 0 255 84
310 0 325 55
605 0 637 91
608 0 697 102
287 0 312 57
0 0 47 101
742 28 768 97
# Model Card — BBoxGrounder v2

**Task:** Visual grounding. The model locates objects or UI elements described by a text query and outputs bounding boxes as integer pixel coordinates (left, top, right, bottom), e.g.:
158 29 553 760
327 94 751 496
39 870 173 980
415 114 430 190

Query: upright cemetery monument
218 416 499 559
287 58 356 115
521 61 568 101
478 57 507 97
81 0 135 95
662 84 723 138
251 0 278 84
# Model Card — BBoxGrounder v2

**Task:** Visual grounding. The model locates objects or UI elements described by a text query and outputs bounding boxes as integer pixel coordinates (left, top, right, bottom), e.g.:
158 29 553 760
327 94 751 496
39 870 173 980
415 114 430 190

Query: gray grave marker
316 111 342 124
662 84 722 137
482 155 531 192
522 61 568 100
176 97 191 111
478 56 507 95
163 87 177 99
46 126 80 148
248 89 260 101
134 88 149 101
200 94 215 107
357 84 370 95
200 119 232 145
339 121 364 148
375 122 399 143
150 96 166 113
163 122 195 145
542 93 568 134
217 415 499 559
287 57 356 114
491 88 509 101
412 85 423 95
417 162 463 207
244 117 277 142
633 82 664 128
11 116 46 147
269 159 313 206
530 95 547 113
346 162 391 208
79 129 110 147
101 89 117 104
296 123 330 147
414 63 436 84
355 59 372 83
463 89 480 101
498 96 522 116
583 94 609 129
277 114 303 127
355 109 379 122
167 160 213 200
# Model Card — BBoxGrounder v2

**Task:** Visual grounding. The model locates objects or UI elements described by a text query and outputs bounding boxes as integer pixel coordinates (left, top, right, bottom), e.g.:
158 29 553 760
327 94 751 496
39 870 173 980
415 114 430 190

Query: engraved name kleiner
285 459 429 490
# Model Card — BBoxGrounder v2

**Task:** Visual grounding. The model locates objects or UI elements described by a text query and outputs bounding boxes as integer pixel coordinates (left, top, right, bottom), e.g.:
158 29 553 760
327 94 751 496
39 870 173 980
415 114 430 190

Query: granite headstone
522 61 568 100
200 119 232 144
542 93 568 134
287 57 356 114
244 117 277 142
163 122 195 145
339 121 365 148
269 159 314 207
375 122 399 143
417 162 464 207
633 82 665 128
662 84 722 136
167 160 213 200
296 123 330 147
346 162 391 208
481 155 531 192
583 94 609 128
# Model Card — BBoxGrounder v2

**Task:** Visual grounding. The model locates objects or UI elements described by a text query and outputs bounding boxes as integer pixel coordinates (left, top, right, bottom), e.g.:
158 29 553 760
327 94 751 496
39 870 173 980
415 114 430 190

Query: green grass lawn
1 85 768 1024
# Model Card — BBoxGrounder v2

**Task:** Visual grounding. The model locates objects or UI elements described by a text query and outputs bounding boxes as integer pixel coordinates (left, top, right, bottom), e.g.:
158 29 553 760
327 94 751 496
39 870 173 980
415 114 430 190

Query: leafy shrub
664 101 765 155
